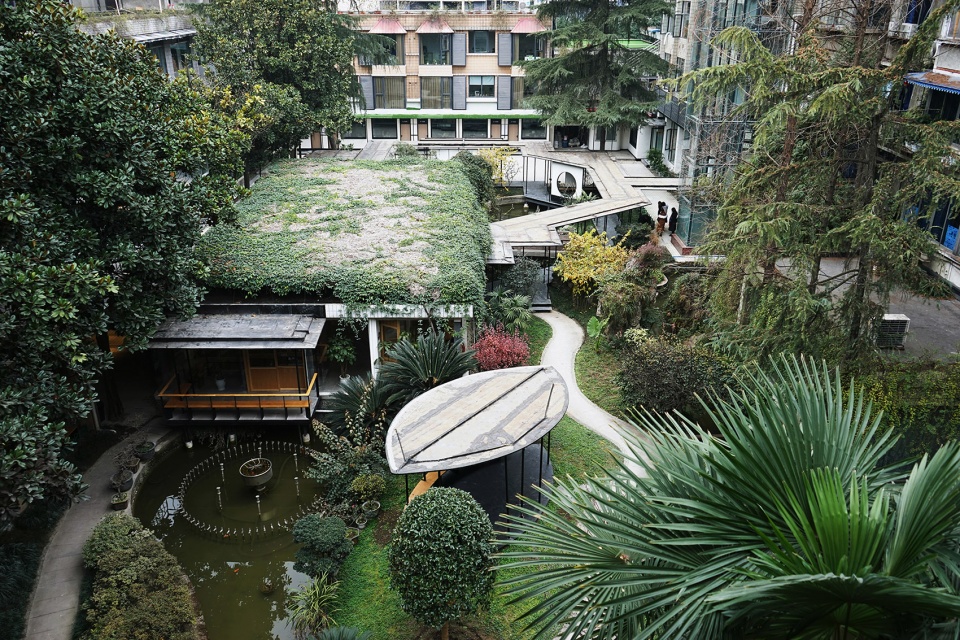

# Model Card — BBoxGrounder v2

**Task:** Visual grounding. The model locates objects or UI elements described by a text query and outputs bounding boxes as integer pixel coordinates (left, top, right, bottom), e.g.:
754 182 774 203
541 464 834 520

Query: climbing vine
199 157 491 310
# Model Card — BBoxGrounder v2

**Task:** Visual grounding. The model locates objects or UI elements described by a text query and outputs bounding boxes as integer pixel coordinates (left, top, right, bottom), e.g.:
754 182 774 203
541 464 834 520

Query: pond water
134 439 321 640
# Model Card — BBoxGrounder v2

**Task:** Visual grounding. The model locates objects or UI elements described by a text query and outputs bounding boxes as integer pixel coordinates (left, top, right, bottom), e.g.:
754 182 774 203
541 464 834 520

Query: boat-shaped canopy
385 366 568 474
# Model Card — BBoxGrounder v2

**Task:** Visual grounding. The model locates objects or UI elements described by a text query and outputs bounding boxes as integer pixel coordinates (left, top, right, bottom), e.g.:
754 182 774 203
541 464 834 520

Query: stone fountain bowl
239 458 273 490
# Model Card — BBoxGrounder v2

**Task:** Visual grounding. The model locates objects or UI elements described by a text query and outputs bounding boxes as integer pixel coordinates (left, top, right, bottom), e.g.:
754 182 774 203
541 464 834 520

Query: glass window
343 120 367 139
420 34 451 65
462 119 488 138
629 126 638 148
521 119 546 139
148 45 168 75
665 128 677 153
374 77 405 109
469 30 495 53
430 119 456 138
382 34 404 64
371 119 398 139
511 77 524 109
171 42 190 72
513 35 545 62
421 77 453 109
468 75 495 97
650 127 664 150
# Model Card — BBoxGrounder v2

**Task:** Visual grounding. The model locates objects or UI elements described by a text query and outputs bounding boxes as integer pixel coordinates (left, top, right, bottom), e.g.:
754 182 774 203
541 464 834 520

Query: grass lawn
334 415 618 640
549 284 627 417
525 316 551 366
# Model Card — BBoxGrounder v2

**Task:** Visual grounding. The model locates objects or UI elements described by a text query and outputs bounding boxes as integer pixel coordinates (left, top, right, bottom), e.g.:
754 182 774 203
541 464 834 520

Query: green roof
199 158 491 308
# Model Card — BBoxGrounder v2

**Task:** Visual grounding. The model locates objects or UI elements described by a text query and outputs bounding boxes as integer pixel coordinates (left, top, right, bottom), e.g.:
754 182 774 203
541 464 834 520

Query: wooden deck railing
156 373 319 420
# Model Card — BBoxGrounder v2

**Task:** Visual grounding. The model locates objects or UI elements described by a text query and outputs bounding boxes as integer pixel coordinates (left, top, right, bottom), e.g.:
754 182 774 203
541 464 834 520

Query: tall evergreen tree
683 0 960 364
523 0 669 149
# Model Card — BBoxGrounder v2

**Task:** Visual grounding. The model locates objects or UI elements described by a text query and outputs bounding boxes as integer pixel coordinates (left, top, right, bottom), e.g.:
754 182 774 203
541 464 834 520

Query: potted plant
362 500 381 519
328 334 356 380
111 469 133 492
111 492 129 511
116 448 140 473
134 439 156 461
215 373 226 391
355 515 368 530
345 527 360 544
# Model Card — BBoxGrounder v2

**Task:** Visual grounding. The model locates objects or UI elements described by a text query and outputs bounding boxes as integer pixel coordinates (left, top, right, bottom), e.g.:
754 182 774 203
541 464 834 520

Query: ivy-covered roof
199 157 491 308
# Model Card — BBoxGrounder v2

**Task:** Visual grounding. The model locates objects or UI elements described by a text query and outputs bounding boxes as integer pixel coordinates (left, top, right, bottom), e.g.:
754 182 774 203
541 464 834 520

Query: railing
156 373 319 421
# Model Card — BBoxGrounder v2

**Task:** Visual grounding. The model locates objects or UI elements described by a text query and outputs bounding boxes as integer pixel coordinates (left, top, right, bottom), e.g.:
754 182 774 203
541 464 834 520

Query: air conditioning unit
876 313 910 349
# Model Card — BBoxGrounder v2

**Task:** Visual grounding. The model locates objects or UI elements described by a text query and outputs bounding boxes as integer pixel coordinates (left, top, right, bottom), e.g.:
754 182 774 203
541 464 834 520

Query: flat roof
148 315 324 350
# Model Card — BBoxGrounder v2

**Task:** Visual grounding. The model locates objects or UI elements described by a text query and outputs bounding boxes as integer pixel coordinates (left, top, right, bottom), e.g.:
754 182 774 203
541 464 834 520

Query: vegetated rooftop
199 157 491 308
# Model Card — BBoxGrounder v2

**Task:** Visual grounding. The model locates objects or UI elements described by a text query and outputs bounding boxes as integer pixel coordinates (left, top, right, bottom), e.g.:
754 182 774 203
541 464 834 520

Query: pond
134 437 322 640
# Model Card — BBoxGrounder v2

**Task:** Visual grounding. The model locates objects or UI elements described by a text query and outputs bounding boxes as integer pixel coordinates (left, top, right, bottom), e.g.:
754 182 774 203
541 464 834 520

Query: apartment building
336 0 551 147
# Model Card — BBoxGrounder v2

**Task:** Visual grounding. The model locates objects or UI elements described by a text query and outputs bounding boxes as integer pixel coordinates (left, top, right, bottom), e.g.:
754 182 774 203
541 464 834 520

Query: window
420 34 451 65
928 90 960 121
521 119 546 139
468 75 495 97
381 34 404 64
171 42 191 72
650 127 664 150
430 119 456 138
469 30 495 53
664 128 677 155
462 119 488 138
511 77 524 109
513 35 545 62
947 11 960 40
343 120 367 139
371 119 398 139
421 77 453 109
147 45 168 74
629 127 638 149
374 77 405 109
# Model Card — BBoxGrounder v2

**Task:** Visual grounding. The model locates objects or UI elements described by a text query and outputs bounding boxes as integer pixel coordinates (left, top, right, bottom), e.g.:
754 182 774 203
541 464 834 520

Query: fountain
240 457 273 492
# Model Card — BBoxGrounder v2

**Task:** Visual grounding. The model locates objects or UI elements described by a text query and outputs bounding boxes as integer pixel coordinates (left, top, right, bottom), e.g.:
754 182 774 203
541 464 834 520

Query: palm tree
378 329 475 405
500 357 960 639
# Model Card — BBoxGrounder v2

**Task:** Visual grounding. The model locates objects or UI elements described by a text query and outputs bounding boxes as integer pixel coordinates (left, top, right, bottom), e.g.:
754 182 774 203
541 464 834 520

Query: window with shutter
496 75 512 110
359 76 375 110
452 76 467 110
497 33 512 66
452 33 467 66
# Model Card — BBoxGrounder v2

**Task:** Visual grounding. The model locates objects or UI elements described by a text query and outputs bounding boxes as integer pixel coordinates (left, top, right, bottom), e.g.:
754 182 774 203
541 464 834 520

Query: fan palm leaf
499 356 960 639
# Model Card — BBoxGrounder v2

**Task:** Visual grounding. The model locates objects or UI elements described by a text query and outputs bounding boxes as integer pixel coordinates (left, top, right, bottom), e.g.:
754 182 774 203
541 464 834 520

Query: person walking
668 207 678 236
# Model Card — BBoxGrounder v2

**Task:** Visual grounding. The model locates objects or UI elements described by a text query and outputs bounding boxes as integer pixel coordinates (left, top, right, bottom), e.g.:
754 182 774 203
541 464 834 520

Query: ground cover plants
199 158 491 309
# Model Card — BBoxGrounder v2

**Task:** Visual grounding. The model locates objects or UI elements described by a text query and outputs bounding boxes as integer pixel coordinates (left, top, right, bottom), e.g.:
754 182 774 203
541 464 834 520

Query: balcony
157 373 321 423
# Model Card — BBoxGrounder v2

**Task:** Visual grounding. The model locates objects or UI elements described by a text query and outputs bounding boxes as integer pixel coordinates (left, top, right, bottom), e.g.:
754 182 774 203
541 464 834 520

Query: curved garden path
537 311 642 466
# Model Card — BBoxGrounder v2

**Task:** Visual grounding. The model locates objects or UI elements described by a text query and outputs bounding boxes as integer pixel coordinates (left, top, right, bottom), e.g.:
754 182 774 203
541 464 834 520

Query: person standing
656 203 668 235
668 207 679 236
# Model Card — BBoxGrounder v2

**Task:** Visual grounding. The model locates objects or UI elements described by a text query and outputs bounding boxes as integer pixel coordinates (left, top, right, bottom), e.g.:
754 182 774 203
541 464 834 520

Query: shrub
326 374 395 449
315 628 373 640
81 513 200 640
616 333 738 420
452 151 494 208
485 288 533 334
388 488 494 634
499 257 542 298
292 515 353 578
473 325 530 371
392 142 421 159
307 420 388 506
288 574 340 638
662 270 713 336
349 474 386 504
379 330 476 405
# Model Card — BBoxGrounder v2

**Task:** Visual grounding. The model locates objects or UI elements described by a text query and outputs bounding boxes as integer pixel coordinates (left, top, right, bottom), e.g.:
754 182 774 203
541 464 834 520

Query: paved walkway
537 311 648 476
24 421 170 640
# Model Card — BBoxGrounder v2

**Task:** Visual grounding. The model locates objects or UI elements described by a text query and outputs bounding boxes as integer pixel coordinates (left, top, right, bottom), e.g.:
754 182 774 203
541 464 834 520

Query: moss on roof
199 157 491 308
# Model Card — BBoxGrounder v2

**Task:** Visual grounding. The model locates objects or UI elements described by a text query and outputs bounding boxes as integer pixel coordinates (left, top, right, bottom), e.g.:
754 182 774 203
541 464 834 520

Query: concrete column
368 319 380 378
637 126 652 160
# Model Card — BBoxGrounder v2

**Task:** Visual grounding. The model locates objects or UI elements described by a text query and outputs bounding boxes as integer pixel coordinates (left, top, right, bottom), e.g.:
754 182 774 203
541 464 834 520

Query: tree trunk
95 331 124 422
808 256 822 295
441 622 450 640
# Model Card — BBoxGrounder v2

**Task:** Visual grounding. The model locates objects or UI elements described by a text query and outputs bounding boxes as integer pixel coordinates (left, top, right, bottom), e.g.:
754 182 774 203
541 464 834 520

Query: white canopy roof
385 366 568 474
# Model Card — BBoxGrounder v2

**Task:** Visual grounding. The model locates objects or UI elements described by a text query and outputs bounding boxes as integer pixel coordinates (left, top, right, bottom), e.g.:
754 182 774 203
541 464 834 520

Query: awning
148 314 324 350
129 28 196 45
905 70 960 96
385 366 568 474
368 18 406 34
416 19 454 33
511 17 547 33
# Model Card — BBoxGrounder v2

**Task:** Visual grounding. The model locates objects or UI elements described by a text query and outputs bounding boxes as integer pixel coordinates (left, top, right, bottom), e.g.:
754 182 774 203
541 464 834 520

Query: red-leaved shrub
473 325 530 371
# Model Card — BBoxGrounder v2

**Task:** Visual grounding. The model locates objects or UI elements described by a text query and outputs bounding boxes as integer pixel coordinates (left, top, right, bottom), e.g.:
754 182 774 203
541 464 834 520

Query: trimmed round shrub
388 488 494 631
499 257 542 297
292 515 353 578
350 473 386 504
81 513 200 640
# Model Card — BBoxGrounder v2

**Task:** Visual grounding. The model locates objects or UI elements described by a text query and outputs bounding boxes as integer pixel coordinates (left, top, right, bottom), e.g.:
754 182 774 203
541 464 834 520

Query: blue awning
905 71 960 96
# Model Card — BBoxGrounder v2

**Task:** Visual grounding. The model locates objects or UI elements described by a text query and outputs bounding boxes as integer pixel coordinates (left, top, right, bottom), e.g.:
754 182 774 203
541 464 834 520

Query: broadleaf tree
681 0 960 364
193 0 357 176
0 0 246 524
523 0 670 149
